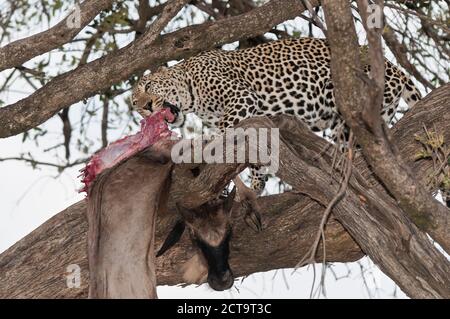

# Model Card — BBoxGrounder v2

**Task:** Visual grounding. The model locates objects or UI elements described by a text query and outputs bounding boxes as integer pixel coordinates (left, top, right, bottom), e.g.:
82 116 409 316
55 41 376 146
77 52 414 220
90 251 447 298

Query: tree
0 0 449 298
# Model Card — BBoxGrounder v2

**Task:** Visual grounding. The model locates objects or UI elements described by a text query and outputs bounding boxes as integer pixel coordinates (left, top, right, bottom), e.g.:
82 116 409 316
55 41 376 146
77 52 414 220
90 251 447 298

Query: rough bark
390 84 450 181
272 117 449 298
0 86 449 298
0 0 320 139
322 0 450 254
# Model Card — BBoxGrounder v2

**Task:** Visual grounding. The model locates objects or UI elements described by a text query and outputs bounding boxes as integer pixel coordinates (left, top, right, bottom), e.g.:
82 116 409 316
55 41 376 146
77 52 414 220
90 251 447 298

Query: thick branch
0 0 115 72
0 192 361 298
322 0 450 253
0 0 319 139
247 116 449 298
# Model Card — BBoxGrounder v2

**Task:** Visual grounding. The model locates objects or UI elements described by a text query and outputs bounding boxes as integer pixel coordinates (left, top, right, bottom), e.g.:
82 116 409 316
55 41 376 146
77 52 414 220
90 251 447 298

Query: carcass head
157 187 236 291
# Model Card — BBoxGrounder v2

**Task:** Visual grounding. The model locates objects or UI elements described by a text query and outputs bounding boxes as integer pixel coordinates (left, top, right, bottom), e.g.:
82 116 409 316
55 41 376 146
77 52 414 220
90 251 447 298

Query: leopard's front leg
216 100 266 231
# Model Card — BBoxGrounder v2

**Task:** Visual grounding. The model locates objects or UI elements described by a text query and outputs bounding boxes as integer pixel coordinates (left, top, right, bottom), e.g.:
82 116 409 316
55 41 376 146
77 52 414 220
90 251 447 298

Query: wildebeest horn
156 219 185 257
223 186 236 212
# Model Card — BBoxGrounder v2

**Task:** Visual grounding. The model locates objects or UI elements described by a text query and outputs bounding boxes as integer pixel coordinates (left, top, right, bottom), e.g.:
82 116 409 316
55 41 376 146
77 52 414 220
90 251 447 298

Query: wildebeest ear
141 148 171 164
223 186 236 213
176 203 196 223
156 219 185 257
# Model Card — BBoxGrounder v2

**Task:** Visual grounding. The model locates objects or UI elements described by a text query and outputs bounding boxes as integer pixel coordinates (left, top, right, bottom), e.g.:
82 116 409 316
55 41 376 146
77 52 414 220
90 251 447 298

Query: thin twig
295 131 354 269
0 156 88 169
301 0 327 36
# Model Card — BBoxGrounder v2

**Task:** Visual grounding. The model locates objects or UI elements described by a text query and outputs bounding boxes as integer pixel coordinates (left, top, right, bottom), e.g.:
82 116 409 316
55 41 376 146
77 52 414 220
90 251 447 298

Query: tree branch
322 0 450 254
0 0 116 72
0 192 362 298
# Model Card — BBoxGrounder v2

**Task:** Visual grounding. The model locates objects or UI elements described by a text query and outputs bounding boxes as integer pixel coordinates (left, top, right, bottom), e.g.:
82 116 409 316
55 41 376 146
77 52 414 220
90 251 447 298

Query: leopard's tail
401 77 422 109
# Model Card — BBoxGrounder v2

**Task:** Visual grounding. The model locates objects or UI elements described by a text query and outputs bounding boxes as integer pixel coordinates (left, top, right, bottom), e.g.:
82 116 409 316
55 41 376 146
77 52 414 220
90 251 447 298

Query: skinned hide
79 108 175 195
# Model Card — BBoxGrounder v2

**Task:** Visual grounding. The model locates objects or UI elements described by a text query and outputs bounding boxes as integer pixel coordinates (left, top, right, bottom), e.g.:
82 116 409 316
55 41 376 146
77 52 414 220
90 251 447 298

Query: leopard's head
131 67 186 127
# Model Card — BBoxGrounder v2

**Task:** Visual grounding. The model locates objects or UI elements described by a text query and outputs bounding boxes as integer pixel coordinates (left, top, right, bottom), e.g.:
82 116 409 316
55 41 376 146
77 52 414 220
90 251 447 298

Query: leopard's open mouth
162 101 180 124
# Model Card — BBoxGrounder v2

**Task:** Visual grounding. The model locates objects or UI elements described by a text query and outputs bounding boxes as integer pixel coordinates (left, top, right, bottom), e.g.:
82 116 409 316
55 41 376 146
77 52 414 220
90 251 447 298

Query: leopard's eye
145 83 151 91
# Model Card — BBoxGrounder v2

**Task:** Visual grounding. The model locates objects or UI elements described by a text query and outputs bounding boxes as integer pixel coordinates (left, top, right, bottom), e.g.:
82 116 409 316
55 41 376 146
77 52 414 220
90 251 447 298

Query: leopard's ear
140 73 151 82
157 65 168 73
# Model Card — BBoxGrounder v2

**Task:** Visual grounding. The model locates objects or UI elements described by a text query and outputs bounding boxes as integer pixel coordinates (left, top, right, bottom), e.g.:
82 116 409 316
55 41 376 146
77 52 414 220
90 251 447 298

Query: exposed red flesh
79 108 176 195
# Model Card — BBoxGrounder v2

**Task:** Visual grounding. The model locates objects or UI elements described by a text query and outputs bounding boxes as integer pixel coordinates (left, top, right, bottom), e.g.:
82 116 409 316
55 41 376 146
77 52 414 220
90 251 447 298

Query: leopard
131 37 422 194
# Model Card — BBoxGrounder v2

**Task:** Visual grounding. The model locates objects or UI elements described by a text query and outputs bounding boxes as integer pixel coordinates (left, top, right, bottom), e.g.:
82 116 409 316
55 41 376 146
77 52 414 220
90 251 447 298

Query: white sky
2 0 437 299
